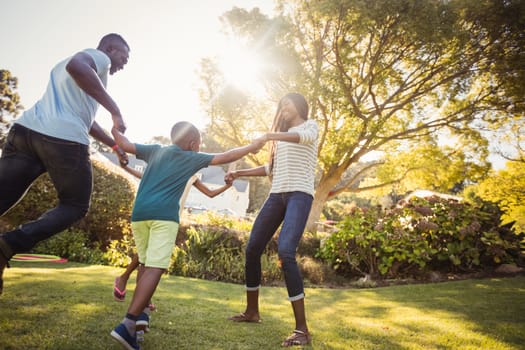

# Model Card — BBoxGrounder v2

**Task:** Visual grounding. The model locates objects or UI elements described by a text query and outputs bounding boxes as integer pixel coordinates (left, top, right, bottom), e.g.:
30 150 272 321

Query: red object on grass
11 254 68 263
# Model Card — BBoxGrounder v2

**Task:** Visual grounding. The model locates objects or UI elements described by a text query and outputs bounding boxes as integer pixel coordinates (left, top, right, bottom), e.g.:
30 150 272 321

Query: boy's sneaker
136 312 150 333
110 323 139 350
136 330 145 343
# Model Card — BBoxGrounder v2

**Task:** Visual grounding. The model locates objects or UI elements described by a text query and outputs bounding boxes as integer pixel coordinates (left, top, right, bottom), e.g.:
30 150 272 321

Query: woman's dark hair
268 93 309 176
270 93 309 133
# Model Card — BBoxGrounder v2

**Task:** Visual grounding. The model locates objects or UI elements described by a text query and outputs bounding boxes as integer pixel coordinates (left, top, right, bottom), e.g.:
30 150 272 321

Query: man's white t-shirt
16 48 110 145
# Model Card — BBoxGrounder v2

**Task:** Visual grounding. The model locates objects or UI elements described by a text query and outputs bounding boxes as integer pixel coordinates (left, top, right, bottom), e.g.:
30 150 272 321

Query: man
0 33 131 295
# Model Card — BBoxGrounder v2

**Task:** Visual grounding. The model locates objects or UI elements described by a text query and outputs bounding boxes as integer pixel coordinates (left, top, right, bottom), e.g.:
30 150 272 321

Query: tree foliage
362 136 489 198
471 161 525 234
454 0 525 164
0 69 23 146
201 0 524 230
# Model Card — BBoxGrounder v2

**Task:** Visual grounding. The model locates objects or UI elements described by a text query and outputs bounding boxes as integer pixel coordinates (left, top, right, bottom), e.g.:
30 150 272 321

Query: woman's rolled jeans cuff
245 285 260 292
288 293 305 302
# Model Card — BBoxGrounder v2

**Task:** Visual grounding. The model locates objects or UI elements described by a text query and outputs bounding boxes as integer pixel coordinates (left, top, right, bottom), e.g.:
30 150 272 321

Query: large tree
0 69 23 146
201 0 524 231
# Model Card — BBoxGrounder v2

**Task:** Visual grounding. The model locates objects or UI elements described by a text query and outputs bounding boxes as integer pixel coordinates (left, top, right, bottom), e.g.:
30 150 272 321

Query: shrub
259 252 283 286
75 158 136 245
1 173 58 229
298 231 321 257
168 224 316 285
318 196 524 279
317 206 430 278
169 226 246 282
103 230 135 268
408 196 522 270
32 228 105 264
299 256 337 286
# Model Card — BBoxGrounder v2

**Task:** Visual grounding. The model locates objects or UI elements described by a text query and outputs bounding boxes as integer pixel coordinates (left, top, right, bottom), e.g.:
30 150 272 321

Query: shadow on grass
307 276 525 349
1 263 120 350
2 262 524 349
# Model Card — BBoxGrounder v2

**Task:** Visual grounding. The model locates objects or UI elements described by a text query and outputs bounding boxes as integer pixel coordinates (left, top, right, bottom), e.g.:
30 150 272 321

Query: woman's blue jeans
0 124 92 254
245 191 313 300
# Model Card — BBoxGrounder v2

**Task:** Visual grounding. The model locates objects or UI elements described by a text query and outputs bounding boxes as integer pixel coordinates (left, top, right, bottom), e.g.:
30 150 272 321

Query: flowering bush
318 196 524 279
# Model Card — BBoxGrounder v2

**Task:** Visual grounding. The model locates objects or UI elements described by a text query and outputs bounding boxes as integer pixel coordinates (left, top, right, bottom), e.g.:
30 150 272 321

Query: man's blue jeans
0 124 91 254
245 191 313 300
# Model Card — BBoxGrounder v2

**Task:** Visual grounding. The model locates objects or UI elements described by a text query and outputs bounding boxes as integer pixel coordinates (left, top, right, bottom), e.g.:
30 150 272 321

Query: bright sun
217 41 266 96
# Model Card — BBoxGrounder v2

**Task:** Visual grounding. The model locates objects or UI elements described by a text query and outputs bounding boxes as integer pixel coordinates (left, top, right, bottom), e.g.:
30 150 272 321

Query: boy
113 168 233 303
110 121 265 350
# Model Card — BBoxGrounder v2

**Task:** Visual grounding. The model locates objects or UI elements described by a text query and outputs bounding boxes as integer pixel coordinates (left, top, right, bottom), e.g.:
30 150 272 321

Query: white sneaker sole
110 330 137 350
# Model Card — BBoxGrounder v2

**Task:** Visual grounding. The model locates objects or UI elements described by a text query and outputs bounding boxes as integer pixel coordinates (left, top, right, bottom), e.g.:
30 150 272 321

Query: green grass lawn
0 261 524 350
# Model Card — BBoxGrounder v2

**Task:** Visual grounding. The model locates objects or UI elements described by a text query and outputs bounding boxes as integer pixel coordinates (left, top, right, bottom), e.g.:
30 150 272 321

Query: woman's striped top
265 119 318 196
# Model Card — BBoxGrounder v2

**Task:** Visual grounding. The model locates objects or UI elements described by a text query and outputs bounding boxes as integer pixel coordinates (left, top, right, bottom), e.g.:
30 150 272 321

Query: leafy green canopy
0 69 23 146
473 161 525 234
200 0 524 230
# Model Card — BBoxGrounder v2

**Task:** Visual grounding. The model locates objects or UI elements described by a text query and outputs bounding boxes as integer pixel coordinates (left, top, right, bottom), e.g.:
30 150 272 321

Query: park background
1 0 524 349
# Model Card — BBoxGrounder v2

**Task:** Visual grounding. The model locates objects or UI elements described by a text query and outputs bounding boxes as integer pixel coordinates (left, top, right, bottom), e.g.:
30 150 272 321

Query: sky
2 0 276 143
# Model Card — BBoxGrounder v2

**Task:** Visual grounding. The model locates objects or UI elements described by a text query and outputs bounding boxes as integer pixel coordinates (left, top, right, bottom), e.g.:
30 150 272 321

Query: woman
225 93 318 347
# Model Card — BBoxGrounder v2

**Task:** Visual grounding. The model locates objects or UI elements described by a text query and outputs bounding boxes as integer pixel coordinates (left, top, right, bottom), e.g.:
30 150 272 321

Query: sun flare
217 41 265 96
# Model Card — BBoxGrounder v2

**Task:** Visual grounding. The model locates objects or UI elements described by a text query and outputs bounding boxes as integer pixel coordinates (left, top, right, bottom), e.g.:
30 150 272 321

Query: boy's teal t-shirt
131 143 214 223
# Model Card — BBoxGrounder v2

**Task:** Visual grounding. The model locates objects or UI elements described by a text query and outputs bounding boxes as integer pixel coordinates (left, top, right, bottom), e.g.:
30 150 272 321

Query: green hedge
32 228 105 264
318 195 524 279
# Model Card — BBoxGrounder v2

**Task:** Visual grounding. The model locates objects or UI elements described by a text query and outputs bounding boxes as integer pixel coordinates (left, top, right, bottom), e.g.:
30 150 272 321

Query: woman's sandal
113 277 126 302
282 330 312 347
227 312 261 323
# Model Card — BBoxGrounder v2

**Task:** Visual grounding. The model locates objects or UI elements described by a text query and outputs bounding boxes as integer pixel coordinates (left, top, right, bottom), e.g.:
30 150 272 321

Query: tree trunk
306 196 326 233
305 174 340 232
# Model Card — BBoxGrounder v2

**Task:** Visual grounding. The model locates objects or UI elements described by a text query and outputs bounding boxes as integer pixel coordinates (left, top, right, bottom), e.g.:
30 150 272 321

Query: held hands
224 171 237 184
113 145 129 166
112 114 127 133
110 126 128 166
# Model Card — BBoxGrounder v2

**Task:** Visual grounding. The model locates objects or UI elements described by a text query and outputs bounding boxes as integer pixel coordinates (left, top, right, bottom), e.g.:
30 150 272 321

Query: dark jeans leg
278 192 313 300
0 125 92 253
0 125 46 216
245 194 285 288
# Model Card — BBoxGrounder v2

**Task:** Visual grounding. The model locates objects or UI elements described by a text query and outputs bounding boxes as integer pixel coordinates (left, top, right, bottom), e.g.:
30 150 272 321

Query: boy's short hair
170 121 200 146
